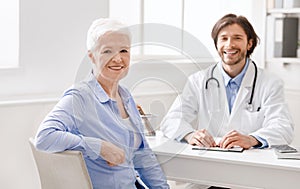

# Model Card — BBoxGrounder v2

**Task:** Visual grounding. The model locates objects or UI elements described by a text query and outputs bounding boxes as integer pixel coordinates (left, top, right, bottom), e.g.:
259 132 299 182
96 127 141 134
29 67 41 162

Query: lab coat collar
214 59 256 120
221 59 250 88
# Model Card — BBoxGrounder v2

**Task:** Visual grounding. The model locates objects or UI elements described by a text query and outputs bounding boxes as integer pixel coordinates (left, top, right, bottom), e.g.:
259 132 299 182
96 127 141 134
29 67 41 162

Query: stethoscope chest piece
246 102 254 112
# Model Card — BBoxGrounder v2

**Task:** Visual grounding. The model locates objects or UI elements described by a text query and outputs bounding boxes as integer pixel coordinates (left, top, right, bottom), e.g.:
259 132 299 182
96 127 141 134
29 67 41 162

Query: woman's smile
108 65 125 71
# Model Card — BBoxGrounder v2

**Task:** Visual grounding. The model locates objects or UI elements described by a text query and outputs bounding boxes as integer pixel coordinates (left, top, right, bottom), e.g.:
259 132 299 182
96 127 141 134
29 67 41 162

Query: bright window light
0 0 19 68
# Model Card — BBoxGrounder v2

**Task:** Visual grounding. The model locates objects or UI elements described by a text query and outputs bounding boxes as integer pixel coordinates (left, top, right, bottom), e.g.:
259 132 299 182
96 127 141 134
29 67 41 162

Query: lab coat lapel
208 64 230 136
214 64 230 117
230 61 255 119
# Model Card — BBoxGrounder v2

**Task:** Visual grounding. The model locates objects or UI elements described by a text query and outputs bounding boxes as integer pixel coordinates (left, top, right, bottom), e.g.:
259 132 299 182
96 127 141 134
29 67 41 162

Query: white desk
147 134 300 189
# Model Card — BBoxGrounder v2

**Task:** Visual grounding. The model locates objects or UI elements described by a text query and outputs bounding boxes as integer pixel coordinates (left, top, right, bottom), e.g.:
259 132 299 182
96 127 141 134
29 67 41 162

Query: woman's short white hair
86 18 130 51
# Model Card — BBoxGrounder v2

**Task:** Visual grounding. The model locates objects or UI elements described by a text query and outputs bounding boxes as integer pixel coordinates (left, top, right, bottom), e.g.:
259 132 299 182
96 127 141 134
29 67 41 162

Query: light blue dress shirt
220 59 268 148
221 59 249 113
35 73 169 189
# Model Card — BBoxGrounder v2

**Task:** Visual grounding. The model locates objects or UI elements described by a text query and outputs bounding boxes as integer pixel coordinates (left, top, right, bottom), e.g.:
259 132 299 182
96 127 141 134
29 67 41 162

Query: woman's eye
120 49 128 53
103 50 112 54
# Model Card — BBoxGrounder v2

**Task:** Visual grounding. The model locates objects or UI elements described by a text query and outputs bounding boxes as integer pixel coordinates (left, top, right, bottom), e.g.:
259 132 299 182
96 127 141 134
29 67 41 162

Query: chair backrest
29 137 93 189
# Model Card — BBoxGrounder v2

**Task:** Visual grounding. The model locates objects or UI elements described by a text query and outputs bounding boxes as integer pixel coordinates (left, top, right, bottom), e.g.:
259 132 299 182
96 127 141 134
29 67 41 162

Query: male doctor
161 13 294 150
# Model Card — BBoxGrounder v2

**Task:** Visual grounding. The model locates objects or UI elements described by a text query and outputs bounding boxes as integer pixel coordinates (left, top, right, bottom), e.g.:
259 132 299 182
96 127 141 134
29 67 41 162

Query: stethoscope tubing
205 60 258 107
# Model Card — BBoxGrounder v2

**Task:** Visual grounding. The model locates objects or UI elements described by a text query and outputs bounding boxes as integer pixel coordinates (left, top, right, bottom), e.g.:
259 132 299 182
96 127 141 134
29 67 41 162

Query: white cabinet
266 5 300 64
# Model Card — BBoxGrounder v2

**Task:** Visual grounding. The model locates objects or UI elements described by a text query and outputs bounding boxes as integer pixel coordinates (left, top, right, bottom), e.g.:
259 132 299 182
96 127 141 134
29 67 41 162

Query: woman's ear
88 50 95 64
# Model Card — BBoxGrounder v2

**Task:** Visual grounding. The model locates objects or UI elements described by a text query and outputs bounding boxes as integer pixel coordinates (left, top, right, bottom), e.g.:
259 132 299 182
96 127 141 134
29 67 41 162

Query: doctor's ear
247 39 253 50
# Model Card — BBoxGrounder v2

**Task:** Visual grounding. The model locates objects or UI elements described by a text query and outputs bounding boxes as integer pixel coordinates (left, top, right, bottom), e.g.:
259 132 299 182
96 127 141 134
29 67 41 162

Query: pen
192 146 244 152
192 144 220 150
137 105 156 136
192 147 208 150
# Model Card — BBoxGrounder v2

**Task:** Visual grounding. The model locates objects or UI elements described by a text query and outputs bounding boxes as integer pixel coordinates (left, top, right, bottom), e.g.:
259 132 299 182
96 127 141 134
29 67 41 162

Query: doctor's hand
184 129 216 147
100 141 125 166
219 130 260 149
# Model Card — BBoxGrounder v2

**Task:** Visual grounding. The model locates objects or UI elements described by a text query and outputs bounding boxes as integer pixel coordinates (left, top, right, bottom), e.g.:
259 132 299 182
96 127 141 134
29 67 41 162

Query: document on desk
192 146 244 153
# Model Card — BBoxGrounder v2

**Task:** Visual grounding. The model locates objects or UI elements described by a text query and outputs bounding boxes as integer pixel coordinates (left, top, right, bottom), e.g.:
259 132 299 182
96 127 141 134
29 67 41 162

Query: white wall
265 62 300 146
0 101 57 189
0 0 108 188
0 0 108 100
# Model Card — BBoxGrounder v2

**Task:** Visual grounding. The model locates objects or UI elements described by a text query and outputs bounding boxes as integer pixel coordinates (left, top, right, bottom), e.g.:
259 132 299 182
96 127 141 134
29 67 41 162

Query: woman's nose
112 53 122 63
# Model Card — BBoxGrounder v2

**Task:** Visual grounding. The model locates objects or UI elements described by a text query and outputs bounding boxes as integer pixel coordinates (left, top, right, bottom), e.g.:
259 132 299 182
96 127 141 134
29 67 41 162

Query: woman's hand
100 141 125 166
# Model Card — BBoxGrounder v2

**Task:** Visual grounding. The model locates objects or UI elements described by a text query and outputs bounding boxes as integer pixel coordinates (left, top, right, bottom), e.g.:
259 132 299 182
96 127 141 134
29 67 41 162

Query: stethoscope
205 60 258 112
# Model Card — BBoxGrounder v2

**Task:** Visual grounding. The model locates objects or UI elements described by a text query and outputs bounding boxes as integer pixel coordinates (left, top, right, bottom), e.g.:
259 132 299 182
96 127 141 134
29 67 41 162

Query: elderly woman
34 18 169 189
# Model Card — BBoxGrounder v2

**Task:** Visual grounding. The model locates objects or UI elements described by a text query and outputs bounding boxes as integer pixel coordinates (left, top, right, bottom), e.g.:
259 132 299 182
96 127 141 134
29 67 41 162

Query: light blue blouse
35 73 169 189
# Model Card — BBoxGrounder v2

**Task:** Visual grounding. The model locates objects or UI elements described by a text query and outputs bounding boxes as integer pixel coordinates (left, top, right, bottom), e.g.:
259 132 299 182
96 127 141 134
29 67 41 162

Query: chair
29 138 93 189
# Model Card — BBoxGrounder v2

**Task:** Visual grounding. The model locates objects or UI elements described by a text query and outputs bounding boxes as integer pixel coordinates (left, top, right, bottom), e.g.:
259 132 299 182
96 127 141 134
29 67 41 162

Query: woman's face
89 31 131 83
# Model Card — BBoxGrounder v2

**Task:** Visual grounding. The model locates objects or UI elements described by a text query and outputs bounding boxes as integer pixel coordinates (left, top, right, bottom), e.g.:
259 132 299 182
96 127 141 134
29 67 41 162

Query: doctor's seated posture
161 13 294 189
34 18 169 189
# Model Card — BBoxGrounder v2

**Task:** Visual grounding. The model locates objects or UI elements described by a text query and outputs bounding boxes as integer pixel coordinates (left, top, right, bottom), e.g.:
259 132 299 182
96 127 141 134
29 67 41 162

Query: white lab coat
160 60 294 146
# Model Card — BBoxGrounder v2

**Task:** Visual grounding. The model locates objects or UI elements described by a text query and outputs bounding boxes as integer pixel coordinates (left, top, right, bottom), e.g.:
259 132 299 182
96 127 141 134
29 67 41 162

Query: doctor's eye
218 36 228 41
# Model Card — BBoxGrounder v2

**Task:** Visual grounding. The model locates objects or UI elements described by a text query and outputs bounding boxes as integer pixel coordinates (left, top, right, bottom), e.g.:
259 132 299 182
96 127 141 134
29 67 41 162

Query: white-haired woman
34 18 169 189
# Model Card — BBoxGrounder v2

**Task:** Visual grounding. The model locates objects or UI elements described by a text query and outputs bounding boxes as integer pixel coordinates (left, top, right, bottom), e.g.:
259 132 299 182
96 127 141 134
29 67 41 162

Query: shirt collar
220 58 250 87
85 72 131 103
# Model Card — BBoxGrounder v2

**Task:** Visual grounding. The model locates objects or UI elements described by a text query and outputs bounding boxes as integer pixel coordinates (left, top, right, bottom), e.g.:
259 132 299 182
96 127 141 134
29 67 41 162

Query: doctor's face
216 24 252 67
88 31 131 84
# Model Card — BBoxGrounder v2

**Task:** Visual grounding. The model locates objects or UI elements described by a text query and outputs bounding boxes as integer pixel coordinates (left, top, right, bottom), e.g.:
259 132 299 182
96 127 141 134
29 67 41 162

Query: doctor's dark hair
211 13 260 57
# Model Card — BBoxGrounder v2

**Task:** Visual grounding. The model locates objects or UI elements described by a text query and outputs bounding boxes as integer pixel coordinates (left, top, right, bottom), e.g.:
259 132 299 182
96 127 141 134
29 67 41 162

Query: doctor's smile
223 50 238 55
161 13 293 153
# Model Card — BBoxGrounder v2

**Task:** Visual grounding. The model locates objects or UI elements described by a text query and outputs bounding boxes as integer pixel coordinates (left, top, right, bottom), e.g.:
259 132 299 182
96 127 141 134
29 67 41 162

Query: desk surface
147 133 300 189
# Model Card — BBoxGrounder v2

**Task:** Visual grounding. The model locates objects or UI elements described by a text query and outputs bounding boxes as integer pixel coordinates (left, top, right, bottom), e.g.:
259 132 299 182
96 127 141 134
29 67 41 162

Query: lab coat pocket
242 110 264 133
